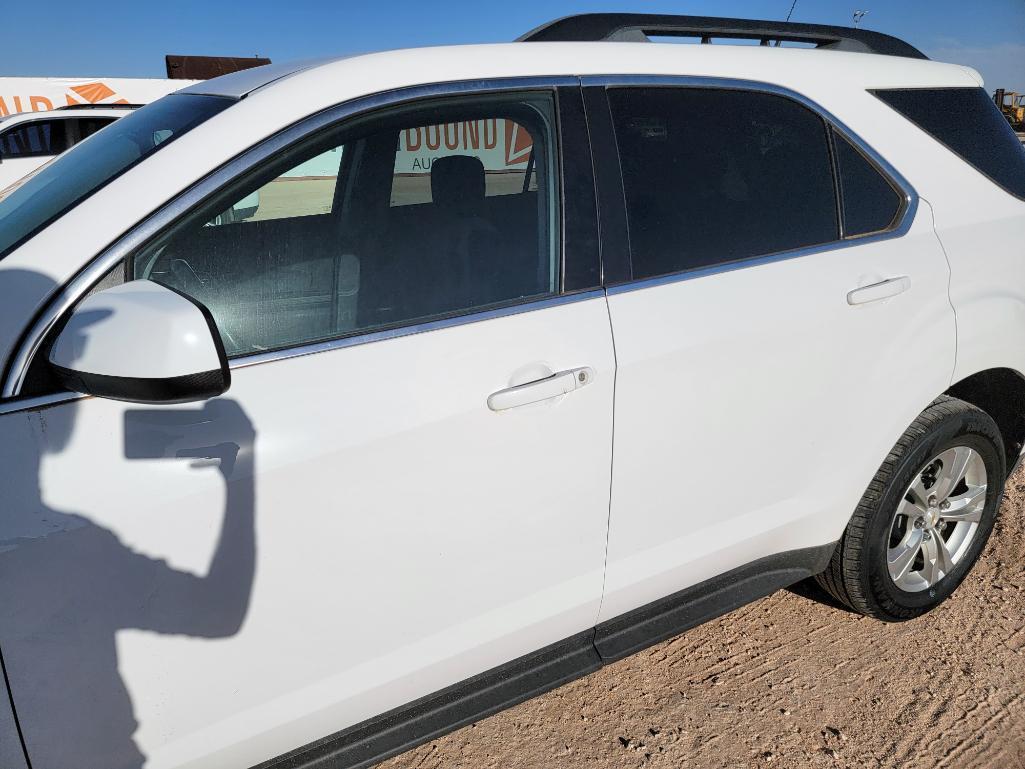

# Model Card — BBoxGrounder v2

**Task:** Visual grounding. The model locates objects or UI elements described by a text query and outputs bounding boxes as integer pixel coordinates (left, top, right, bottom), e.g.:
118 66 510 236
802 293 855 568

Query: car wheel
816 395 1006 621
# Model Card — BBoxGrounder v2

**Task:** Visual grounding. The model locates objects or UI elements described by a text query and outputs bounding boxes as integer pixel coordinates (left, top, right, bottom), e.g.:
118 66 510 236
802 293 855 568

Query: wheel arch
945 367 1025 474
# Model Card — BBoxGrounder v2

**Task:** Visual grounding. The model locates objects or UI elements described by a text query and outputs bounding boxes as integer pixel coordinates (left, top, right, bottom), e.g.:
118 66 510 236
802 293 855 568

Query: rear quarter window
874 87 1025 201
832 129 904 237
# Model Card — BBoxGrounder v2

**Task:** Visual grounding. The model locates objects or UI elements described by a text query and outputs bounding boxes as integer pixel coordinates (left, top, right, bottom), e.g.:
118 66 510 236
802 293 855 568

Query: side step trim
254 542 836 769
594 544 836 662
254 632 601 769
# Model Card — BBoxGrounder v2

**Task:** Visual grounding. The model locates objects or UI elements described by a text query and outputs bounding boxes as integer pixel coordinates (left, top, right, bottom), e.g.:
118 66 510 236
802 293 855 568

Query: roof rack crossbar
517 13 928 60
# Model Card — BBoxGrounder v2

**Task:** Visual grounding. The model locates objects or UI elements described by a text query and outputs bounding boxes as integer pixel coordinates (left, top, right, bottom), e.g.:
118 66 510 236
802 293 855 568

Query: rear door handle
487 367 595 412
846 276 911 305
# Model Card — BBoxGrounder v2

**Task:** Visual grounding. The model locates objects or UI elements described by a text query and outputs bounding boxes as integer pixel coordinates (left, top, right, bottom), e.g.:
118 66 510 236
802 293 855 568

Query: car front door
0 85 614 769
583 82 956 636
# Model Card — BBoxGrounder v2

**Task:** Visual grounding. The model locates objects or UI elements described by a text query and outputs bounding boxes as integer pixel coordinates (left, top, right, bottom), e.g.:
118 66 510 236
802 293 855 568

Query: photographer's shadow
0 396 256 769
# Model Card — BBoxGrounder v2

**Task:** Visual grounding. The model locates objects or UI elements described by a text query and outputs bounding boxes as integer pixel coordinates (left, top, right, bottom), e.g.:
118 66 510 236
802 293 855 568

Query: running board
594 544 836 662
254 542 837 769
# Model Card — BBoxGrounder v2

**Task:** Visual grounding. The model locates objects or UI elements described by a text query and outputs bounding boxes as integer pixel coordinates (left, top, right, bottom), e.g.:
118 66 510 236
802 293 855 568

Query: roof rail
517 13 928 60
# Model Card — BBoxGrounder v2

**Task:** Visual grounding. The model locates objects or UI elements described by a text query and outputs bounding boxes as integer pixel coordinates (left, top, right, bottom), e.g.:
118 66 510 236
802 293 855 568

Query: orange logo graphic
64 82 130 107
504 120 534 166
0 81 130 117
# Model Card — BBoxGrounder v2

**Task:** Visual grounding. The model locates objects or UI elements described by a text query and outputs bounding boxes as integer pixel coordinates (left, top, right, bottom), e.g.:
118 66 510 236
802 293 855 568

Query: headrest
431 155 485 216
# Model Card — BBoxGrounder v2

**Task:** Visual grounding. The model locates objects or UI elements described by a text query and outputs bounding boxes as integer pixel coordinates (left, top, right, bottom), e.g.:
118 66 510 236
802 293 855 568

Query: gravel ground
383 468 1025 769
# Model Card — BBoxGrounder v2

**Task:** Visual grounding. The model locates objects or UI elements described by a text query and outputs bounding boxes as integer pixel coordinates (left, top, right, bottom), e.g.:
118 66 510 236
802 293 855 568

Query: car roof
181 41 981 104
180 57 341 99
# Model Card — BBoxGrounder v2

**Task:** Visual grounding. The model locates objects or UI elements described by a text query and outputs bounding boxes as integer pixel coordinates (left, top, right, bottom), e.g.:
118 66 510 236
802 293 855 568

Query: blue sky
3 1 1023 91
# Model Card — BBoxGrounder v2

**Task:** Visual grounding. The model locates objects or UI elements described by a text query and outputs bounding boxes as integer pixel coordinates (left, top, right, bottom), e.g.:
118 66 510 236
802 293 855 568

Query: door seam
0 643 33 769
921 196 959 388
593 287 618 626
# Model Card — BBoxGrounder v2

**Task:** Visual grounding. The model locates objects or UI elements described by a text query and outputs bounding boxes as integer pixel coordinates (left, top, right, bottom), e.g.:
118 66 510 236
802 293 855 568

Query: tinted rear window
833 130 903 236
875 87 1025 200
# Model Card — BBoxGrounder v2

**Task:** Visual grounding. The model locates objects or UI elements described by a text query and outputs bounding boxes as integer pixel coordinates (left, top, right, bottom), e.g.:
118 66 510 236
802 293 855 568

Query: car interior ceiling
145 122 547 357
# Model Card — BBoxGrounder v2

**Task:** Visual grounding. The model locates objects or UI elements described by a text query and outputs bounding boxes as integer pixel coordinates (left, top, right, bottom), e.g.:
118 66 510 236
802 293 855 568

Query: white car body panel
598 212 956 621
0 295 615 768
0 37 1020 769
877 128 1025 387
0 155 49 190
943 201 1025 387
810 88 1025 388
0 673 27 769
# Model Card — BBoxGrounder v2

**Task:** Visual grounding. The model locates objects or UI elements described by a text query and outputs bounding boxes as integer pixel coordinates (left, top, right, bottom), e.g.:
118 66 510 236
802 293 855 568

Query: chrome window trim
0 390 87 417
231 289 605 370
0 289 604 416
1 76 579 400
579 75 918 297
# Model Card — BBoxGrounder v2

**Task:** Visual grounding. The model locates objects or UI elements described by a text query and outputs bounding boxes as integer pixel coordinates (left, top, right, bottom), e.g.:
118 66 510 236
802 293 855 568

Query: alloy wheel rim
886 446 987 593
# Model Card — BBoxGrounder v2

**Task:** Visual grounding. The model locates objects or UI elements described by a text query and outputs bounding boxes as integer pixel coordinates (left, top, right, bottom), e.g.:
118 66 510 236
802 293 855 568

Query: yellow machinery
994 89 1025 130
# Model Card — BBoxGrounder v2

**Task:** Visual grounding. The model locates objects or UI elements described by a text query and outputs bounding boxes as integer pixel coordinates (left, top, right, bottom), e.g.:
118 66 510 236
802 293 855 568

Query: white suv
0 105 137 191
1 14 1024 769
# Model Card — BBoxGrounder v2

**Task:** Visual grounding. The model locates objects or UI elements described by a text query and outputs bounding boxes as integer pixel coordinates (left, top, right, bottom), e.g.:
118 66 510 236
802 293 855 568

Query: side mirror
49 280 230 404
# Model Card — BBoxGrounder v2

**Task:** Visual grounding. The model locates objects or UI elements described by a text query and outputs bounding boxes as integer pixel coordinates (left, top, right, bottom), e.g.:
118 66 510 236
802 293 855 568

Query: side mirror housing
49 280 230 404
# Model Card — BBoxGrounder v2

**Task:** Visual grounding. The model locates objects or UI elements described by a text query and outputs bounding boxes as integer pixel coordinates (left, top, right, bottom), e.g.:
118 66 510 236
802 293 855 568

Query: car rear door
583 80 956 637
0 84 614 769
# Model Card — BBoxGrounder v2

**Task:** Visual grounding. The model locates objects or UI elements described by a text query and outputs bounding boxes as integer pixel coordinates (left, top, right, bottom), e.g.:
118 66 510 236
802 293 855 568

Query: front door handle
847 276 911 305
487 367 595 412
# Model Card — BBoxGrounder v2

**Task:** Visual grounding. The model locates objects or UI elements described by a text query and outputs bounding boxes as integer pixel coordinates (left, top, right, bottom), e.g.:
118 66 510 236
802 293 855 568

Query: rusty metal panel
165 55 271 80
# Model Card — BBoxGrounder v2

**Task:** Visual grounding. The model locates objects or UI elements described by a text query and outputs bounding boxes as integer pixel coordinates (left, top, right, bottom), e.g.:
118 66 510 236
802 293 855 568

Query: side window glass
132 93 559 357
208 147 344 224
833 130 903 237
72 117 118 144
607 88 838 281
391 119 537 206
0 120 68 158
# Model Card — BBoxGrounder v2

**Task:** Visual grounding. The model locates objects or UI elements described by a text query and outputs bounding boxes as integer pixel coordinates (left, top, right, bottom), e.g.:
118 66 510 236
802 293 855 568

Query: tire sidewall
864 408 1005 617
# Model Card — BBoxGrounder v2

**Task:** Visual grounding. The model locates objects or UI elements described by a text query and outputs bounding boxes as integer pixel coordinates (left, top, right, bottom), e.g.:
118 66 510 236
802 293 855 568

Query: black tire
816 395 1006 621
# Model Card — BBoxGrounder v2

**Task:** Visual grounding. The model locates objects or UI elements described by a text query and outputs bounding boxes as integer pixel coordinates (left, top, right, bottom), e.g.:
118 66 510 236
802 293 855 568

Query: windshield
0 94 232 259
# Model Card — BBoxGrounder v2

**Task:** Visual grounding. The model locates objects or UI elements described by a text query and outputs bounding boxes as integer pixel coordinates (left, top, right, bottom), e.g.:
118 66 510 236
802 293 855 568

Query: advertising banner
396 118 534 173
0 77 198 117
275 119 536 180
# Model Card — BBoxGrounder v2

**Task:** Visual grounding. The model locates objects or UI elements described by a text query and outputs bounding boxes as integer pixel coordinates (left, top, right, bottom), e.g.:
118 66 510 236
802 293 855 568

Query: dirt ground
382 469 1025 769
